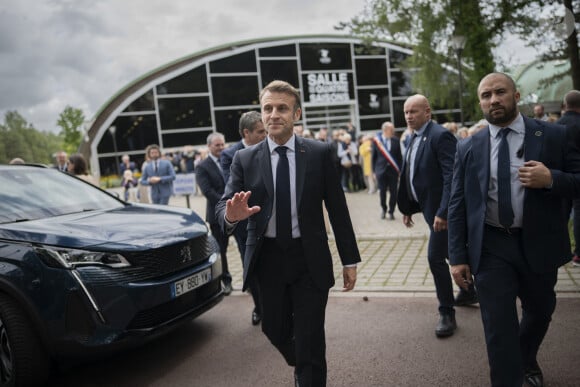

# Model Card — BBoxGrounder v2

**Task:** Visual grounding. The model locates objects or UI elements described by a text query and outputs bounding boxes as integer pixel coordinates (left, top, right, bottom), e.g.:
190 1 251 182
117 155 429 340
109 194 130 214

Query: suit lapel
413 122 431 176
522 116 543 162
258 141 274 199
295 137 307 210
472 128 491 200
208 158 224 190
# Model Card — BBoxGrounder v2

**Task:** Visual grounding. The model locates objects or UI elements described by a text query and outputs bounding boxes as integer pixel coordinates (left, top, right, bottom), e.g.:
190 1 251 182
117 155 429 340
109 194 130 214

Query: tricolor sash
373 135 400 174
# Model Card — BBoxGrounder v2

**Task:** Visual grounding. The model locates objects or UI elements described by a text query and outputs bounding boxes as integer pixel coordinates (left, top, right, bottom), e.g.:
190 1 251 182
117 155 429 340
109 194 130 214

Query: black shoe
251 309 262 325
388 213 395 220
454 286 478 306
222 282 233 296
380 210 386 219
435 312 456 338
524 363 543 387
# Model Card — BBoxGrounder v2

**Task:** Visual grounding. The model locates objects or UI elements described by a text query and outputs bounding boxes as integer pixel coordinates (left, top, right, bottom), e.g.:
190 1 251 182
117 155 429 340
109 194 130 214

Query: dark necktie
154 161 158 173
275 146 292 248
405 134 417 201
498 128 514 228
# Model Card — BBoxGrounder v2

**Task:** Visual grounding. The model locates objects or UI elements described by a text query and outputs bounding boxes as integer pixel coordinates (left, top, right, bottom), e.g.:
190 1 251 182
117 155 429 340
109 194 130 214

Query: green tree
337 0 579 122
57 106 85 155
0 111 62 165
528 0 580 90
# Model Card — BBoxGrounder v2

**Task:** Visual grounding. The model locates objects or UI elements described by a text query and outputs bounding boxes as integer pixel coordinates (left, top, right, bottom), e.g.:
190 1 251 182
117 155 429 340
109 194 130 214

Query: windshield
0 167 124 223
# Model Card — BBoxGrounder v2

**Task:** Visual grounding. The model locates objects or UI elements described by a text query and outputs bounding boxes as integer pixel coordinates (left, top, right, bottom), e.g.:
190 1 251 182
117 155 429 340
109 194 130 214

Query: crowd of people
6 73 580 387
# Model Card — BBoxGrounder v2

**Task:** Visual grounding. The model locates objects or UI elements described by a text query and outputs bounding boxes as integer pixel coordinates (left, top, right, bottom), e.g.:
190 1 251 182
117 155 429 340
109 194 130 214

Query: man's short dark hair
564 90 580 110
259 80 301 112
238 111 262 138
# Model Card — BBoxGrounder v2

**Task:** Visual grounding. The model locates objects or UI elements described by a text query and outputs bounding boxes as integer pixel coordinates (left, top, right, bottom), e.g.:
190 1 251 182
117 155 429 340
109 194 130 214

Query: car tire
0 294 50 386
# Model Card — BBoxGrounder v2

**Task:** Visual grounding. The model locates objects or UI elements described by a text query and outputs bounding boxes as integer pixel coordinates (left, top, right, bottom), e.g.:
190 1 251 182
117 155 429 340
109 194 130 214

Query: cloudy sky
0 0 537 134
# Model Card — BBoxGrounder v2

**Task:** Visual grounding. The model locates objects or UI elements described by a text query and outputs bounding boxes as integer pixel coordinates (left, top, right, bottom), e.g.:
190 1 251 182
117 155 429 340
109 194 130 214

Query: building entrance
302 104 356 133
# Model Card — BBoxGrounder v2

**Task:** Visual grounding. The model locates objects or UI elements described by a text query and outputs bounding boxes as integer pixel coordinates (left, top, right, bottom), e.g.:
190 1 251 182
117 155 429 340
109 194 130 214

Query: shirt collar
267 135 296 154
414 120 430 137
208 154 220 163
488 113 525 138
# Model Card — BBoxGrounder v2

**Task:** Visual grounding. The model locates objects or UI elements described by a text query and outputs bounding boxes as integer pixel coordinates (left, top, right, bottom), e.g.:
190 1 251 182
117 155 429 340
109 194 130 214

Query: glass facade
88 36 459 178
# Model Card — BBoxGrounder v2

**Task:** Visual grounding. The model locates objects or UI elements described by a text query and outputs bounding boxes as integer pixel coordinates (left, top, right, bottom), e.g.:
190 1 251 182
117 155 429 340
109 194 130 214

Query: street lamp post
450 35 467 127
108 125 120 177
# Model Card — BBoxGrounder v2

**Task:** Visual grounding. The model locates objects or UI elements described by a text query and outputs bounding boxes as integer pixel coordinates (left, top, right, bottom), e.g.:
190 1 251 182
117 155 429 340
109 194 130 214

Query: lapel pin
422 137 426 141
535 131 542 137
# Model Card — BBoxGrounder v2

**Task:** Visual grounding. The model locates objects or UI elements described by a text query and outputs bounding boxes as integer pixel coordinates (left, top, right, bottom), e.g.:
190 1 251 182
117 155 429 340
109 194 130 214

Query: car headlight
35 247 131 269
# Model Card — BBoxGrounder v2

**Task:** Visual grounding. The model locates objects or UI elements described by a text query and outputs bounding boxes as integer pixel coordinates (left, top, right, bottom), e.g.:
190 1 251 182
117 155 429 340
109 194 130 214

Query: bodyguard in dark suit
372 121 402 220
196 133 232 295
216 80 360 387
449 73 580 387
397 94 476 338
220 110 267 324
557 90 580 266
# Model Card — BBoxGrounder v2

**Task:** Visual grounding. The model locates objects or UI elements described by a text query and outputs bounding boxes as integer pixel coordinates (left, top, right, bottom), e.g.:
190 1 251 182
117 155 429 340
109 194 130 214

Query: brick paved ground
152 189 580 296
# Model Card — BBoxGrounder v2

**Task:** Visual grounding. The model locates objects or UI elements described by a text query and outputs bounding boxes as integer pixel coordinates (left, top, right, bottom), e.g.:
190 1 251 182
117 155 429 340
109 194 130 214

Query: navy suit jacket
371 134 403 178
215 136 361 291
195 157 225 225
397 121 457 224
558 111 580 149
448 116 580 274
220 141 245 184
139 159 175 198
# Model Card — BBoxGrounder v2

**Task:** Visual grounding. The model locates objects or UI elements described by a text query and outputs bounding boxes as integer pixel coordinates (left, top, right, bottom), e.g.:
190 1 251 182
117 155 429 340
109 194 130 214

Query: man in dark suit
220 110 267 323
216 80 360 386
397 94 476 338
221 111 267 184
139 144 175 205
448 73 580 387
195 133 232 295
372 121 402 220
558 90 580 267
53 151 68 172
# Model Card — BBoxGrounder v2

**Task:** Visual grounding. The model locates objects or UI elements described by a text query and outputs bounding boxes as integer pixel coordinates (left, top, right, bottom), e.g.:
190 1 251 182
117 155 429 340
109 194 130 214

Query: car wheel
0 294 50 386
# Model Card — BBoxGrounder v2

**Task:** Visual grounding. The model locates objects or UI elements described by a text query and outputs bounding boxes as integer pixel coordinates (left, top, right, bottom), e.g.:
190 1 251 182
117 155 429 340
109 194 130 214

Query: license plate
171 268 212 298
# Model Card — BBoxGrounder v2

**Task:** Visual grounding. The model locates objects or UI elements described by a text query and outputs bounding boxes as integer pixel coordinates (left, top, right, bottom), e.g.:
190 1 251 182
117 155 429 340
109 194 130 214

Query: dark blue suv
0 165 224 385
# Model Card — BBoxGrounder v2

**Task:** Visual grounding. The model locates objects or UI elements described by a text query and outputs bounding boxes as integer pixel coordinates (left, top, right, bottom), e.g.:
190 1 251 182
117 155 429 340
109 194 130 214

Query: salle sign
307 73 350 103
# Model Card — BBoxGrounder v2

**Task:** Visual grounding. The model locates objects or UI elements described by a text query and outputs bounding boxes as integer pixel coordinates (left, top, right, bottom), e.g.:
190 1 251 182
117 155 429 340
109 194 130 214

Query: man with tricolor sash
372 121 402 220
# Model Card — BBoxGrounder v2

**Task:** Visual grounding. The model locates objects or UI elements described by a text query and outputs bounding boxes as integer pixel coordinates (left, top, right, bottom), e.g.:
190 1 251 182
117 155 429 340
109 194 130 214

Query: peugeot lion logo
180 245 192 264
319 49 331 64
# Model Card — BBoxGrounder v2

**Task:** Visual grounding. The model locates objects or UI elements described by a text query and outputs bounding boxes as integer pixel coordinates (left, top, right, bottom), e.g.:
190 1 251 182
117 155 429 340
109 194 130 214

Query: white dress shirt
486 113 526 228
264 135 300 239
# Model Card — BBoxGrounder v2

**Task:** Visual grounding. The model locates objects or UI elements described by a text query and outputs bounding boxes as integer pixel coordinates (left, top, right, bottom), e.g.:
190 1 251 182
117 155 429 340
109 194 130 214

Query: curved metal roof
514 59 572 106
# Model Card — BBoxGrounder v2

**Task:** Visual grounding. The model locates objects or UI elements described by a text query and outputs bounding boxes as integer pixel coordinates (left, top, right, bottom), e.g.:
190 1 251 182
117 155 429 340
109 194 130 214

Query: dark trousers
232 226 261 313
377 172 398 214
209 223 231 284
426 226 455 312
257 238 329 387
476 226 557 387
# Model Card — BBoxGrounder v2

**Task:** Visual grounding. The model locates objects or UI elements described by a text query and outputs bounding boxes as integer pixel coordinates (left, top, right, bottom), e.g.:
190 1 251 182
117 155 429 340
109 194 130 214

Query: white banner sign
173 173 196 195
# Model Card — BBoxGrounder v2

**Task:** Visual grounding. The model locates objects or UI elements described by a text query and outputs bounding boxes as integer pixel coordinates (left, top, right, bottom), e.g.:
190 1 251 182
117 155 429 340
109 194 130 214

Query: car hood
0 204 209 250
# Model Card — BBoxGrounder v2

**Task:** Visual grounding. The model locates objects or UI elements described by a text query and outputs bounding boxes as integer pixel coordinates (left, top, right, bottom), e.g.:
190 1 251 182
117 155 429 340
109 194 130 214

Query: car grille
78 234 218 285
127 279 221 330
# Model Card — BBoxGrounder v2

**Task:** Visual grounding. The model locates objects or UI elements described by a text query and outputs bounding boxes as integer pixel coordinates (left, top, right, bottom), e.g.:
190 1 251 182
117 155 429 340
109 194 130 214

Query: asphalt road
48 294 580 386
